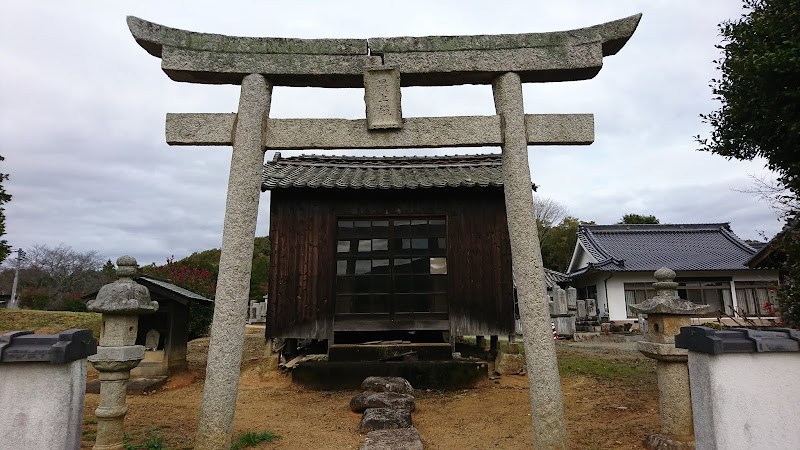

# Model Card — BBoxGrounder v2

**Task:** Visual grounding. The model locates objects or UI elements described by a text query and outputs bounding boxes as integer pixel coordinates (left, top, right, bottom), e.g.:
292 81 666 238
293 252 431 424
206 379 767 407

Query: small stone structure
83 275 211 380
0 329 96 450
676 326 800 450
248 296 267 324
549 287 576 337
87 256 159 450
630 267 711 449
352 377 424 449
495 336 524 375
126 13 642 448
132 276 211 377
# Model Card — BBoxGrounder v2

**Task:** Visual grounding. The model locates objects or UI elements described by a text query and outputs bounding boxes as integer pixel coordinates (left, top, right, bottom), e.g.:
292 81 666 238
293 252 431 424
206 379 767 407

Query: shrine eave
127 14 641 87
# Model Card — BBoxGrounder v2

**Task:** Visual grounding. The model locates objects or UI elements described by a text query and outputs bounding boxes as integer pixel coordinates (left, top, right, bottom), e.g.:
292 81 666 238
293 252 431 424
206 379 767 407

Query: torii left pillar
494 72 567 449
195 74 272 450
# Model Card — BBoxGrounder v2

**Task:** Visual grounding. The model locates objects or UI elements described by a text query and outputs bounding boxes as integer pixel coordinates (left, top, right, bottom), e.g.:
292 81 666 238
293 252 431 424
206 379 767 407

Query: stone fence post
550 287 576 338
87 256 158 450
0 329 97 450
630 267 712 450
676 326 800 450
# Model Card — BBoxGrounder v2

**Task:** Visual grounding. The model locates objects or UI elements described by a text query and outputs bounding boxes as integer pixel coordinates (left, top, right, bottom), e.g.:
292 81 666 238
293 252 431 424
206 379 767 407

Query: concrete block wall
676 326 800 450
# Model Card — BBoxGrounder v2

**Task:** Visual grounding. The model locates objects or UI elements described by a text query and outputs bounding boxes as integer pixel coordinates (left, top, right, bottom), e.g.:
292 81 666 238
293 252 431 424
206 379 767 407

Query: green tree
540 216 581 272
699 0 800 326
619 214 660 225
141 257 216 340
0 155 11 264
140 236 271 339
101 259 116 278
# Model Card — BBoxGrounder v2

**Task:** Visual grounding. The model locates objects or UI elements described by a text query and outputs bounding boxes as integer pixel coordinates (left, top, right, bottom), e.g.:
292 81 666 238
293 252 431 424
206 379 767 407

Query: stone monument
87 256 158 450
0 329 97 450
630 267 712 450
126 14 642 450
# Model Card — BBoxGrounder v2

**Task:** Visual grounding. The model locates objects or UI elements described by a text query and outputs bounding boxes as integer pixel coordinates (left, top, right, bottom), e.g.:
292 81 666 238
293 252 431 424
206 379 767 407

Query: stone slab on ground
361 427 424 450
351 391 416 413
495 351 524 375
362 376 414 395
85 376 167 394
359 408 412 433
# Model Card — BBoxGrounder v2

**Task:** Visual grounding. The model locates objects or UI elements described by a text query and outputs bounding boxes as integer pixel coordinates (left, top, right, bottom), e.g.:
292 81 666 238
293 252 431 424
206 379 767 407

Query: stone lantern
630 267 712 450
87 256 158 450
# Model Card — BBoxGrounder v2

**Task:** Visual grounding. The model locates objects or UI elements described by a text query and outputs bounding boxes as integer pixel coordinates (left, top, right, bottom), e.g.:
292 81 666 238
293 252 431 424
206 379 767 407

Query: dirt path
82 340 658 449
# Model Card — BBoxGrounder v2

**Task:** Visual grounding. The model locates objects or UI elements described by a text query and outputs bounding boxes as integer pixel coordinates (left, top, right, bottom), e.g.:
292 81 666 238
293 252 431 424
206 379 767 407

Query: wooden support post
490 335 499 357
476 335 486 350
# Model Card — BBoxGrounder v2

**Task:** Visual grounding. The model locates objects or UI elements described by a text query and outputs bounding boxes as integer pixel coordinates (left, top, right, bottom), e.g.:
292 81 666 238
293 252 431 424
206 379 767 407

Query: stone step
361 427 424 450
328 343 453 362
359 408 412 433
351 391 416 413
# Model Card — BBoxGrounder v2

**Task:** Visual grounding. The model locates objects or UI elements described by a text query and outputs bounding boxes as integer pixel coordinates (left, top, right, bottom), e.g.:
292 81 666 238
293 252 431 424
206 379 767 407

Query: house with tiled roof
566 223 779 322
262 153 517 346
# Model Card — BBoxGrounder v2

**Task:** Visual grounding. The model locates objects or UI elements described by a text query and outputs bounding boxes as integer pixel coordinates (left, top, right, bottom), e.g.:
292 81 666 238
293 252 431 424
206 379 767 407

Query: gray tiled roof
262 153 506 191
544 268 570 289
571 223 757 275
137 276 213 303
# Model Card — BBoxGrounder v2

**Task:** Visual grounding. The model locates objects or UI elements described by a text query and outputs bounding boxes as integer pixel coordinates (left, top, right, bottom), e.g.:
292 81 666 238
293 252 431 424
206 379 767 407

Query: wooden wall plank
266 188 515 339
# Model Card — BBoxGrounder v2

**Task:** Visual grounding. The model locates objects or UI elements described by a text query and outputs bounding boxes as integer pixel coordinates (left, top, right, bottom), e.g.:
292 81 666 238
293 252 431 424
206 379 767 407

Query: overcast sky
0 0 782 266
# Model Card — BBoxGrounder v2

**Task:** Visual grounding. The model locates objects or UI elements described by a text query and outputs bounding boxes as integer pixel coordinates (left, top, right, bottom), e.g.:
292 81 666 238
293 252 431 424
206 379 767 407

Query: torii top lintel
127 14 641 88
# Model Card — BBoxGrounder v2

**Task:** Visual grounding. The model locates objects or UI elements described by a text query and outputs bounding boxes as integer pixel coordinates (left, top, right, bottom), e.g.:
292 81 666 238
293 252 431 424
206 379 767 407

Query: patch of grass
82 432 96 441
123 430 169 450
231 431 279 450
0 309 101 338
557 353 653 379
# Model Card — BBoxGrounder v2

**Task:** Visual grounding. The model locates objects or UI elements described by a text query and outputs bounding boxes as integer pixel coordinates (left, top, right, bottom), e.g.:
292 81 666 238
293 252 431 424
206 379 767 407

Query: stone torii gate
127 14 640 450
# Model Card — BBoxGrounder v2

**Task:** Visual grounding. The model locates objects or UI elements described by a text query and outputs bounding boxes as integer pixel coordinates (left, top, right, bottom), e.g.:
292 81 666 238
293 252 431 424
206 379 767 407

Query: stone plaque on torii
127 14 641 450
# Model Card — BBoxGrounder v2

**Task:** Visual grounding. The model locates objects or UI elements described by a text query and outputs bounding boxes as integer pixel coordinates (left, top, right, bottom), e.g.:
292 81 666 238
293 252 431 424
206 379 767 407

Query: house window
624 279 734 318
735 281 779 317
335 218 447 318
676 281 732 316
577 285 597 301
623 283 655 318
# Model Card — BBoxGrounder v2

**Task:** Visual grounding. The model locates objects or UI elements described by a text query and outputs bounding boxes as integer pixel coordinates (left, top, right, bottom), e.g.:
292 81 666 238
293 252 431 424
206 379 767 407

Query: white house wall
593 270 781 322
567 272 609 316
567 241 597 274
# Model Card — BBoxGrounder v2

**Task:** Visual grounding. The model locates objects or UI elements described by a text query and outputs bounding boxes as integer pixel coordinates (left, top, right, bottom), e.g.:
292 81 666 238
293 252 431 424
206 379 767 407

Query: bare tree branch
733 173 799 218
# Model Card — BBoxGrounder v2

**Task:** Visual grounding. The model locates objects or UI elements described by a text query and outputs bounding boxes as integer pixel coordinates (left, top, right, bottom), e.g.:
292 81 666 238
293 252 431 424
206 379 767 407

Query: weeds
557 353 654 379
123 430 168 450
231 430 279 450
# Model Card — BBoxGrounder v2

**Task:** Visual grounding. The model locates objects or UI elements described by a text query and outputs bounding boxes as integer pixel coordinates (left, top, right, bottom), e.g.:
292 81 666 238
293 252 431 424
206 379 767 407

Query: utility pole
8 249 26 309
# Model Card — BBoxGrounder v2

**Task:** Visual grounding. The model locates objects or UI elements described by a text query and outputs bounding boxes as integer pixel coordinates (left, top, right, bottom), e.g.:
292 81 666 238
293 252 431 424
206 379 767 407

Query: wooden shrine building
264 153 518 344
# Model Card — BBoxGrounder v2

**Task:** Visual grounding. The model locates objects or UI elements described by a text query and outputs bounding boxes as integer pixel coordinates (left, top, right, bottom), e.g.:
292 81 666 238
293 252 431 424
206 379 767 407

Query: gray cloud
0 0 781 266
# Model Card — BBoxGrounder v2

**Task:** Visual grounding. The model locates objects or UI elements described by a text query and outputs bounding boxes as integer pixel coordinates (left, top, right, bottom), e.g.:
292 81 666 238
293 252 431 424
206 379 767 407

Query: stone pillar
631 267 712 449
87 256 158 450
196 73 272 450
0 329 96 450
493 71 567 449
566 287 578 313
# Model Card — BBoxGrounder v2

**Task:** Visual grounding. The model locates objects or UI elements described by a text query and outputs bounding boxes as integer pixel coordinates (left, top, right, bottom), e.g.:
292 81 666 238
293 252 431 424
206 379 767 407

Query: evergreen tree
619 214 660 225
699 0 800 326
0 155 11 264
